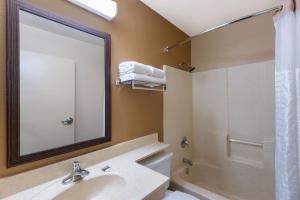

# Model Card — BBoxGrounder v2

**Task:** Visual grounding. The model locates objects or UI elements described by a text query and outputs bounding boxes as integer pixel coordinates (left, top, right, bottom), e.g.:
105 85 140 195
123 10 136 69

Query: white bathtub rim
172 167 229 200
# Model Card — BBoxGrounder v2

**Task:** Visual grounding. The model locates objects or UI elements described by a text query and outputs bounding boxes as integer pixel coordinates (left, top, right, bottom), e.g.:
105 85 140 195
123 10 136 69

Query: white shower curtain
275 0 300 199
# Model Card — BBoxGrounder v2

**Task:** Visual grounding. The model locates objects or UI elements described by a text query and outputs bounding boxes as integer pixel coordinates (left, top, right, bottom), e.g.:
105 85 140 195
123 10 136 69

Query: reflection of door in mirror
6 0 111 166
20 51 76 155
18 10 106 156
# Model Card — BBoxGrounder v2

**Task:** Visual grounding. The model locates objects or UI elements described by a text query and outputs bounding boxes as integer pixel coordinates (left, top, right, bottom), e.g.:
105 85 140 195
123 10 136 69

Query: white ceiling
141 0 278 36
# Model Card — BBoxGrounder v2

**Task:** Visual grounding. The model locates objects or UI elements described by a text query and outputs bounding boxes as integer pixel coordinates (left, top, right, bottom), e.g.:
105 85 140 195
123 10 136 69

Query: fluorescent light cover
68 0 118 21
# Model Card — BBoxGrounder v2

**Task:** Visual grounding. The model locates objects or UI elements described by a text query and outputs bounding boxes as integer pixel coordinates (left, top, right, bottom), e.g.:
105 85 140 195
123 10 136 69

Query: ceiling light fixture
68 0 118 21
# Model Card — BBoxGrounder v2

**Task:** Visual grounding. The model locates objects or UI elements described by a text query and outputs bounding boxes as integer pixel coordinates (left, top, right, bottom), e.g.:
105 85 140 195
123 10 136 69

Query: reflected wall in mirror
19 11 106 155
7 0 111 167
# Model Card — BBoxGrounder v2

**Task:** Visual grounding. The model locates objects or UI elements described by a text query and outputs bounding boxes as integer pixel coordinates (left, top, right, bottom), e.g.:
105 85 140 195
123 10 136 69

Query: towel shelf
115 79 166 92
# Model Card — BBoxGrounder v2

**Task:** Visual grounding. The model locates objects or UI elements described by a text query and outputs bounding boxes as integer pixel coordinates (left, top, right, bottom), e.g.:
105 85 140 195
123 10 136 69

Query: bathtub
171 166 229 200
170 157 274 200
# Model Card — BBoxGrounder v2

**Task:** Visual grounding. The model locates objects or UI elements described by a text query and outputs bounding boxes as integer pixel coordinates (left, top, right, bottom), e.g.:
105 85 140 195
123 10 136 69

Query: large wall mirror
6 0 111 167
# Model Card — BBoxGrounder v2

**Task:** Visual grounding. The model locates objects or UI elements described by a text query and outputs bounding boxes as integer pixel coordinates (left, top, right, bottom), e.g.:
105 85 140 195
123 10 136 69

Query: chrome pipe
163 5 283 53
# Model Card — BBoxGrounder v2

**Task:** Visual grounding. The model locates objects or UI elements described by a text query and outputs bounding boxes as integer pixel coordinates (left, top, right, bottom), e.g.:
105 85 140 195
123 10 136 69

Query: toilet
139 152 199 200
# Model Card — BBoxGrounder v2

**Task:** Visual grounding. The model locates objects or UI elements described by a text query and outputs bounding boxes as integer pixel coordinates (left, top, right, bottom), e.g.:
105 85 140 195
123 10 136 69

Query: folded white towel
119 61 152 75
120 73 166 85
149 65 165 78
119 61 165 78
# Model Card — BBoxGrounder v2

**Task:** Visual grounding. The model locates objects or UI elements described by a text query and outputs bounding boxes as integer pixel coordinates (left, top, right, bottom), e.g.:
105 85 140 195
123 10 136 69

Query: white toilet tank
139 152 200 200
139 151 173 177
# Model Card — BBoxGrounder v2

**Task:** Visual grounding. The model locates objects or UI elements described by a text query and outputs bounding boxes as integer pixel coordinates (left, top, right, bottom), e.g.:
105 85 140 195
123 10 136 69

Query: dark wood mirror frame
6 0 111 167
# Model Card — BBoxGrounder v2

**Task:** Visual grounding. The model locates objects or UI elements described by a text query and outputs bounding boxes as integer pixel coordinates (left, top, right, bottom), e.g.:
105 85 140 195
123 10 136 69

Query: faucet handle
181 136 190 148
62 161 89 185
73 161 81 171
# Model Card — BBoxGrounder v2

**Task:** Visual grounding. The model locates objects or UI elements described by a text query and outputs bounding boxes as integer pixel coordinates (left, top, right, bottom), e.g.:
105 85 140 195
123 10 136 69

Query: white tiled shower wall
164 60 275 200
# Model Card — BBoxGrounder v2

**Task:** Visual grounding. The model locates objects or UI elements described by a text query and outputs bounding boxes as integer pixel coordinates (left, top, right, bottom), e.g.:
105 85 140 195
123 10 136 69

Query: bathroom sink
33 174 126 200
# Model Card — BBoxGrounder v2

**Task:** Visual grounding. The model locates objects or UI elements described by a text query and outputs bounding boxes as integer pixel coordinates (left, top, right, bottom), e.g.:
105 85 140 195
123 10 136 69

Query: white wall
163 66 193 172
20 22 105 143
20 51 76 155
227 61 275 166
191 60 275 200
192 68 228 166
164 60 275 200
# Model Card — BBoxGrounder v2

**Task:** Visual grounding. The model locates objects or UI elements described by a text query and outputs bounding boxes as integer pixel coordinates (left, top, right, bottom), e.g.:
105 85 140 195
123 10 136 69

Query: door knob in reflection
61 117 74 125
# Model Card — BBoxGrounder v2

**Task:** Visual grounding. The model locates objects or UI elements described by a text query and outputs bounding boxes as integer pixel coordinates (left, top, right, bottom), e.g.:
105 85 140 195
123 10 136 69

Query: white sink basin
32 174 126 200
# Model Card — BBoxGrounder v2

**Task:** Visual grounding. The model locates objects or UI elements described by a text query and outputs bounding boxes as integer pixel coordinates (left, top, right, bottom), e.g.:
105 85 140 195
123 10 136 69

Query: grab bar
226 135 263 148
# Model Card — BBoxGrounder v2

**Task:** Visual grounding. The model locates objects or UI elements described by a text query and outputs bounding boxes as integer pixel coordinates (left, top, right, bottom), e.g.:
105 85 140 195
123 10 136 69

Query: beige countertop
0 134 170 200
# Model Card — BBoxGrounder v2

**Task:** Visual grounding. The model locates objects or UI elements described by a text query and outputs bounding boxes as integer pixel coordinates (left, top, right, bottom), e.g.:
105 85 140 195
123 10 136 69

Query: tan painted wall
192 13 275 72
0 0 190 177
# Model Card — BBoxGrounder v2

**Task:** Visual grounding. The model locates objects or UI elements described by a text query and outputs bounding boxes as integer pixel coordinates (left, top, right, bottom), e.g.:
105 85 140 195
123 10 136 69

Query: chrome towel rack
226 135 263 148
115 79 166 92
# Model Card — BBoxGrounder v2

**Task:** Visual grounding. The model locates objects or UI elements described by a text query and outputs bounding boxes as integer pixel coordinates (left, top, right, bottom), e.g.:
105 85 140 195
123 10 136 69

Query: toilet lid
163 191 200 200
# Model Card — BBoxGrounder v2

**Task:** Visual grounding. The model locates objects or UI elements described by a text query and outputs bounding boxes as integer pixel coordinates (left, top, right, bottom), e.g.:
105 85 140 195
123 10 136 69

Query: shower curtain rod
163 5 283 53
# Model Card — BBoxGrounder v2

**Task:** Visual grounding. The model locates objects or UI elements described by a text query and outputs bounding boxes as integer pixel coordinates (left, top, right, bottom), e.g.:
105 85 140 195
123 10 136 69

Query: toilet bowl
139 152 200 200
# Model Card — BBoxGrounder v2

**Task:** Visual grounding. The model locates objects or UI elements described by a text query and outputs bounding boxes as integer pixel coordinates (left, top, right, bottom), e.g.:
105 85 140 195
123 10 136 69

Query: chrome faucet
181 136 190 148
183 158 193 166
62 161 90 185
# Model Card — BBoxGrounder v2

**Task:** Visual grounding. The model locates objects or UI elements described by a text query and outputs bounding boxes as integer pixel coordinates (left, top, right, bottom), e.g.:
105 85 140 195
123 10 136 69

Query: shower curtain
275 0 300 199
